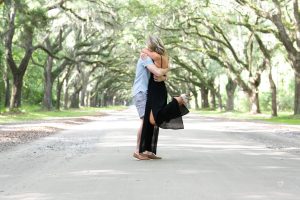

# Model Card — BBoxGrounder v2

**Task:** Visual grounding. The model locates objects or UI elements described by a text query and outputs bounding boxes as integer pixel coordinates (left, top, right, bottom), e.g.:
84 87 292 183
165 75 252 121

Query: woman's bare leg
174 96 184 105
149 110 156 125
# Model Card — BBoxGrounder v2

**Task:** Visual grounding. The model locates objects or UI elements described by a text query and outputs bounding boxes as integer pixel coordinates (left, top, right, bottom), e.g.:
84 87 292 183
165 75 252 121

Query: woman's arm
142 48 160 61
142 48 169 69
140 56 169 76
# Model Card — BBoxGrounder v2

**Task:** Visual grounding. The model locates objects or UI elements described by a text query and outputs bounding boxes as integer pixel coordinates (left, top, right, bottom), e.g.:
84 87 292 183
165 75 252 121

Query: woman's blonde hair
146 35 166 55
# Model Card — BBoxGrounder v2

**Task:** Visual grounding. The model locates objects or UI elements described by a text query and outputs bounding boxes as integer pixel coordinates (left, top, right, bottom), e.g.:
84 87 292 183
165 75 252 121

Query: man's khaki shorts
133 91 147 119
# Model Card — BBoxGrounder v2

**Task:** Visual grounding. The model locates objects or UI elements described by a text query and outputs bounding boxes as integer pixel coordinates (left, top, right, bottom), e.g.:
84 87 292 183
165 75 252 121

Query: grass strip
192 110 300 125
0 106 127 124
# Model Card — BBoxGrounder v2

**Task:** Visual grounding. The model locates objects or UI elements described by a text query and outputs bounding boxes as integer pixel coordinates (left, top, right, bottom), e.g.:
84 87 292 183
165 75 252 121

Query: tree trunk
215 84 223 111
210 89 216 110
200 85 209 109
248 90 261 114
79 71 89 107
86 91 90 107
3 70 10 108
95 92 99 107
70 78 82 109
268 9 300 115
64 77 69 109
99 93 102 107
101 93 106 107
5 3 34 110
80 82 88 107
294 68 300 115
10 74 23 109
70 91 80 108
268 67 277 117
42 56 54 110
56 78 64 110
254 34 277 116
225 78 237 111
89 90 96 107
192 91 200 110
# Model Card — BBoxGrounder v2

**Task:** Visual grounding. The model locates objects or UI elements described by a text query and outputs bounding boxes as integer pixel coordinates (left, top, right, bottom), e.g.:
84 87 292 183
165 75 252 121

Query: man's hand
154 75 167 82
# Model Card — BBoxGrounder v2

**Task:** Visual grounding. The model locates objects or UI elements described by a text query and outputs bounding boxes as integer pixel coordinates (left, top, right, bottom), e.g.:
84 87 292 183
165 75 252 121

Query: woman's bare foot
147 153 162 159
180 94 190 106
174 94 190 106
142 151 162 159
133 152 150 160
174 96 183 105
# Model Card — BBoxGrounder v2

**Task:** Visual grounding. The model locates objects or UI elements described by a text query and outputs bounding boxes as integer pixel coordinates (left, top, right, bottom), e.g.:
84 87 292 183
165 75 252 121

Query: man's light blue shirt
132 57 154 96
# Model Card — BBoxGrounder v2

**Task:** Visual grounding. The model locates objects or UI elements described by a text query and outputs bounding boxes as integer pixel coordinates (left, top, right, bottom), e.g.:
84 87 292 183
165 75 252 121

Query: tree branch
215 24 247 67
293 0 300 48
30 57 44 68
46 0 67 11
271 14 297 56
227 20 277 35
60 4 87 21
34 45 60 59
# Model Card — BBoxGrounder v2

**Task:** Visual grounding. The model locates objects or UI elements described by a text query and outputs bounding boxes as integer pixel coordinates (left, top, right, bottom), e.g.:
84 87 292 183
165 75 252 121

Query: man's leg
135 118 143 153
133 91 150 160
133 117 150 160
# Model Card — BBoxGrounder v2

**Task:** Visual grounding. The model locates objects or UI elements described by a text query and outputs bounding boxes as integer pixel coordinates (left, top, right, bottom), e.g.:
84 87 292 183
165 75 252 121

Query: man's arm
154 74 167 82
146 64 169 77
142 57 169 77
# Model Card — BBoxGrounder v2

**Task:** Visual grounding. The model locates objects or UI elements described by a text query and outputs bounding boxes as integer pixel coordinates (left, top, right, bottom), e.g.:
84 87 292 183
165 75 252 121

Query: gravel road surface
0 108 300 200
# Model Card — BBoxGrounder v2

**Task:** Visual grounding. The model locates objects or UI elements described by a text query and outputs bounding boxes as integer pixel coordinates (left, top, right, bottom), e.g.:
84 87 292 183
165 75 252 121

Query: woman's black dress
139 73 189 154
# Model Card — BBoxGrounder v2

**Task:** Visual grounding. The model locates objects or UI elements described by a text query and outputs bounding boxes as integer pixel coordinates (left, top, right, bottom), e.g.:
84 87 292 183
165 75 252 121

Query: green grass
192 109 300 125
0 105 127 124
262 114 300 125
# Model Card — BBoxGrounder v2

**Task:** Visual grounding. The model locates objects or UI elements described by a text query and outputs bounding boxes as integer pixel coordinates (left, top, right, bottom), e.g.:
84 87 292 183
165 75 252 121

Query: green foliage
277 80 294 111
235 91 250 112
29 8 48 28
22 50 46 105
260 92 272 112
14 1 48 32
264 115 300 125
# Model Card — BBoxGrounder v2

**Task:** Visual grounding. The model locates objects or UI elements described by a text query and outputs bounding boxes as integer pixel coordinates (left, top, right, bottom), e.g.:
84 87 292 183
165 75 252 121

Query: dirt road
0 108 300 200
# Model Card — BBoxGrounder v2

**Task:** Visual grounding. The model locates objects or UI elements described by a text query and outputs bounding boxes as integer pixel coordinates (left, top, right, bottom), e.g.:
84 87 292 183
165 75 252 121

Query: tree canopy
0 0 298 116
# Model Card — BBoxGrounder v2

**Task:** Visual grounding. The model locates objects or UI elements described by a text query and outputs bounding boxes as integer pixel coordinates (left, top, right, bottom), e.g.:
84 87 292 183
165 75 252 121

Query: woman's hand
140 52 148 60
142 48 160 60
141 49 150 58
142 48 150 54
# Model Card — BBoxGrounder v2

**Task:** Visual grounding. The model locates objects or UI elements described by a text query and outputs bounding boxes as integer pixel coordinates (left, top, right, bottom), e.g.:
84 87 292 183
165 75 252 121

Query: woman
138 35 189 159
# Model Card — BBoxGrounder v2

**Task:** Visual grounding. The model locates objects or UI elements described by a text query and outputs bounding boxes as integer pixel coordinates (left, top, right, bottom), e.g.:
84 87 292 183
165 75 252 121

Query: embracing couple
132 35 189 160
